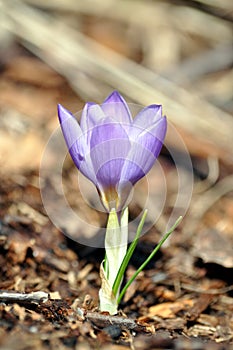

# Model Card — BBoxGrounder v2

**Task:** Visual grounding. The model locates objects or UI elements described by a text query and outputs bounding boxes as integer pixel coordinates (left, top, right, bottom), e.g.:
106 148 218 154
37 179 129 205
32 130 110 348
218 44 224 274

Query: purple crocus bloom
58 91 167 211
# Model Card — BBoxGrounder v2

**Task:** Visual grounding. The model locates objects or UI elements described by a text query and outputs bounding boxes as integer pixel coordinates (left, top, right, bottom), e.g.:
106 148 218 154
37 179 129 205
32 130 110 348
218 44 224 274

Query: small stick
0 290 49 305
86 311 150 333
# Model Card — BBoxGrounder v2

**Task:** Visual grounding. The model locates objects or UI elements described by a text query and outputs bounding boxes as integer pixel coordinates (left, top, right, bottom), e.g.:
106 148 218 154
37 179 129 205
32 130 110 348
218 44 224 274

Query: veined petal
119 145 154 186
90 118 131 192
58 104 96 184
80 102 105 139
130 104 163 139
58 104 82 144
137 116 167 159
78 153 97 185
101 91 132 125
120 117 167 185
135 104 162 125
58 104 84 164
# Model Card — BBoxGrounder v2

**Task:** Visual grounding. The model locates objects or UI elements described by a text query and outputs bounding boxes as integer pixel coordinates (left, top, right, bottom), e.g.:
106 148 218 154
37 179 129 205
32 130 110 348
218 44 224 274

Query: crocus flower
58 91 167 212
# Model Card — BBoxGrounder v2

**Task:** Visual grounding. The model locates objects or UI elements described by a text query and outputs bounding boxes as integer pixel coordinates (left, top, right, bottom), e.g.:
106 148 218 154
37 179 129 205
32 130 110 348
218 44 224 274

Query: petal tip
146 104 163 115
103 90 125 104
57 104 74 124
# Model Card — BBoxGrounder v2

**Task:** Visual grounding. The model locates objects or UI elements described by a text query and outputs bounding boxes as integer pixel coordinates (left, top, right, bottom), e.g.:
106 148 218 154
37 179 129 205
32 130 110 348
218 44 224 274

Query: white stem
105 208 128 289
99 207 128 314
119 207 128 291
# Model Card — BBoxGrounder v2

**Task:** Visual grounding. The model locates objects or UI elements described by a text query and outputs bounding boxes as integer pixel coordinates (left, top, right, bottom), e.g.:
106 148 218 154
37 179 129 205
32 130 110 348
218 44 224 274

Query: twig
0 290 49 305
85 311 150 333
0 291 150 332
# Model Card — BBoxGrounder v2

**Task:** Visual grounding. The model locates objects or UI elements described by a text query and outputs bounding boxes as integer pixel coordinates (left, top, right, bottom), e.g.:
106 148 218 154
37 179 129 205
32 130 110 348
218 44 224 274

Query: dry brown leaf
147 299 194 319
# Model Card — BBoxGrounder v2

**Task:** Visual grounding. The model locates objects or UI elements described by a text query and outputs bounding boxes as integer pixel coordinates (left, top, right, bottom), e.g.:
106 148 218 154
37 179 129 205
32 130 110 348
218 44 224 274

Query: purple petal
130 104 163 139
58 104 96 183
89 118 131 190
78 153 97 185
80 102 105 140
119 146 154 186
137 116 167 159
58 104 84 162
101 91 132 125
120 117 167 185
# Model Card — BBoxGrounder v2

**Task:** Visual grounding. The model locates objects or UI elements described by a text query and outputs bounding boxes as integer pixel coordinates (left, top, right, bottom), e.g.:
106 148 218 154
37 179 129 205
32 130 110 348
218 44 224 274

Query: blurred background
0 0 233 346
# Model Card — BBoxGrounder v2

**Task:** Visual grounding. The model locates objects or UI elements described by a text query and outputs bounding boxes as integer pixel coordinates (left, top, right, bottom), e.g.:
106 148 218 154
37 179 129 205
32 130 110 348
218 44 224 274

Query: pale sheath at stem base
99 207 128 315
